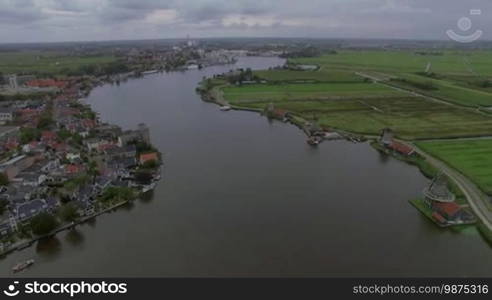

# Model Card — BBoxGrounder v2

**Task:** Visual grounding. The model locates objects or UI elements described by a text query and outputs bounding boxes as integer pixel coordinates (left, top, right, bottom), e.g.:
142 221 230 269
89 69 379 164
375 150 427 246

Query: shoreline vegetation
197 49 492 243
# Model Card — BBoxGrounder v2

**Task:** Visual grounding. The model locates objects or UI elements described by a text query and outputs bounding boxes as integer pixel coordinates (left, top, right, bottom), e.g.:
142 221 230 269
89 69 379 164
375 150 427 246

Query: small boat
142 70 158 75
141 182 157 193
12 259 34 273
219 106 232 111
307 136 321 146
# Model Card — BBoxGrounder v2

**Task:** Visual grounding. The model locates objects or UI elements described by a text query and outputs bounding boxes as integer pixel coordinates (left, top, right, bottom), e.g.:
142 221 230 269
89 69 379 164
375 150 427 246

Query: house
0 107 14 124
15 172 47 187
388 141 415 156
65 164 84 175
66 152 81 162
95 176 112 191
41 131 57 142
85 138 107 151
105 145 137 160
0 222 13 237
139 152 158 165
16 199 48 223
117 123 150 146
108 157 137 170
44 197 60 213
432 202 462 220
379 128 415 156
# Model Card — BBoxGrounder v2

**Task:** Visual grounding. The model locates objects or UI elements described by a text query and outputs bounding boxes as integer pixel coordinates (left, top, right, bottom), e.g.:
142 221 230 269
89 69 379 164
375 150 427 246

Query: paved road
410 142 492 230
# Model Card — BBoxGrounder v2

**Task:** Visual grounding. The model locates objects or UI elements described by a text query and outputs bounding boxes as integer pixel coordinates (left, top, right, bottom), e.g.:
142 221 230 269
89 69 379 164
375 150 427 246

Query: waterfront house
423 173 475 225
387 141 415 156
139 152 158 165
105 145 137 160
117 124 150 147
379 128 415 156
16 199 48 223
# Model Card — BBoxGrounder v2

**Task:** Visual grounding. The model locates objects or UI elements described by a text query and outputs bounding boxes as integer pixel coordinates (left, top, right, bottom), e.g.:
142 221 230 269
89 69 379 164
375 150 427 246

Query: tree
30 212 59 235
141 160 157 169
134 170 153 185
0 173 8 186
99 187 136 204
58 203 80 223
20 128 41 144
0 199 8 215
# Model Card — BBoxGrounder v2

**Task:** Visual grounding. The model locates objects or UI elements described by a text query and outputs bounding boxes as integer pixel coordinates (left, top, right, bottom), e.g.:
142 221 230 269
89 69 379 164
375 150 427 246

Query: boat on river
142 70 159 75
307 136 322 146
12 259 34 273
141 182 157 193
220 106 231 111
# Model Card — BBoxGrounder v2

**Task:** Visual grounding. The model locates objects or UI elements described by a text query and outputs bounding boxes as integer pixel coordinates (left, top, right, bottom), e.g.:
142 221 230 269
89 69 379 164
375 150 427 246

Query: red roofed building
273 109 288 119
82 119 97 129
26 79 67 89
388 141 415 156
65 164 83 175
139 152 159 165
432 202 462 219
41 131 57 142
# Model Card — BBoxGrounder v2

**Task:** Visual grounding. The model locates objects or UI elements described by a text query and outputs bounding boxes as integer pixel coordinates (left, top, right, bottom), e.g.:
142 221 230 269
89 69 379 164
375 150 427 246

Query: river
2 56 491 277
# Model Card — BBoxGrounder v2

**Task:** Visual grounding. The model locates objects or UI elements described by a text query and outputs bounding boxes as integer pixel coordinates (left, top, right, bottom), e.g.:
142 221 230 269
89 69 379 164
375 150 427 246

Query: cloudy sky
0 0 490 43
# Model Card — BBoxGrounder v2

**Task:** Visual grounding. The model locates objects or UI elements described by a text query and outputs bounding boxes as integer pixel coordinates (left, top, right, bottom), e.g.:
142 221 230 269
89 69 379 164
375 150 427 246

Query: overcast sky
0 0 490 43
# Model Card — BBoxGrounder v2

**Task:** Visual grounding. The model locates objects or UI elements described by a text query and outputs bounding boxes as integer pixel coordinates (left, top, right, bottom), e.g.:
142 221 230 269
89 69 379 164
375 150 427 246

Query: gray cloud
0 0 490 43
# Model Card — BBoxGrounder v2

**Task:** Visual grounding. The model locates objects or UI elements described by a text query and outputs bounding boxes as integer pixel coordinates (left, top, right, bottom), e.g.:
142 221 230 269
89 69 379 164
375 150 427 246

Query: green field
254 69 363 83
390 73 492 107
214 49 492 140
291 50 492 76
223 82 403 103
0 51 117 74
241 96 492 139
417 139 492 195
290 50 492 107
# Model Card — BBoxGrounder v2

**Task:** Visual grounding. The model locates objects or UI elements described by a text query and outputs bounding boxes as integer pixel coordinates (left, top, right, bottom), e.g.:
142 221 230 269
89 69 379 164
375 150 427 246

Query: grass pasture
291 50 492 76
0 51 117 74
417 139 492 195
242 96 492 139
391 73 492 107
223 82 403 103
254 69 363 83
